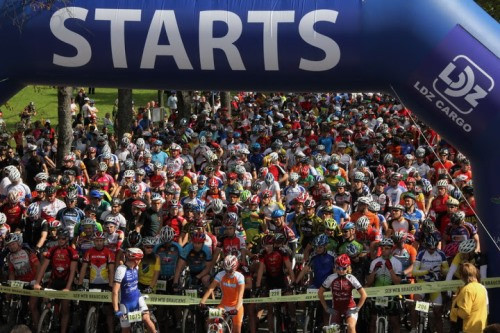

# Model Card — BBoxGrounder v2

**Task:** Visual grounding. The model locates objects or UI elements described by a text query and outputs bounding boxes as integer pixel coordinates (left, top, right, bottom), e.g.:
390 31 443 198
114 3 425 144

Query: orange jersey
215 270 245 308
350 211 380 231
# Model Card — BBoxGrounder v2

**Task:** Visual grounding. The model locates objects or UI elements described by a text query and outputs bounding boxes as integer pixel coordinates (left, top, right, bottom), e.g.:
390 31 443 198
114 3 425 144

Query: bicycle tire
85 306 98 333
7 299 20 327
182 308 200 333
303 309 312 333
376 317 386 333
37 308 53 333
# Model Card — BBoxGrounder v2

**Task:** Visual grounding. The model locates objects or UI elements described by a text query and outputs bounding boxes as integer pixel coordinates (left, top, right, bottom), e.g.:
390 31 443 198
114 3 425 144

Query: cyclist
113 248 156 333
354 216 381 259
442 211 480 258
200 255 245 333
391 230 417 277
5 233 41 329
117 230 142 264
296 198 322 251
34 229 79 333
319 254 367 333
173 231 213 288
77 231 115 333
338 222 364 256
23 203 49 253
411 236 449 333
240 195 267 248
103 216 125 253
366 238 403 333
138 237 160 293
446 239 487 281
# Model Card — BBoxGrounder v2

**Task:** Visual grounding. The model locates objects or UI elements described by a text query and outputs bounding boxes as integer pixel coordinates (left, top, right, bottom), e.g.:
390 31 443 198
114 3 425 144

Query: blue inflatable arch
1 0 499 317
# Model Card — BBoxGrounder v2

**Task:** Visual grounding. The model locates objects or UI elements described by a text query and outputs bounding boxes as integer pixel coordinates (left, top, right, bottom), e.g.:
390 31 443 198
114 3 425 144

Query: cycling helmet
383 154 393 164
436 179 448 188
142 237 157 247
261 234 275 246
379 238 394 247
208 178 218 187
124 170 135 178
228 187 241 197
169 199 180 208
314 154 323 164
143 150 152 159
251 142 261 151
264 173 275 186
271 209 285 218
26 203 40 218
357 196 372 205
459 239 476 254
93 231 106 240
421 219 436 233
124 159 135 170
160 226 175 243
376 165 386 175
128 231 142 246
251 181 262 192
234 165 246 175
450 211 465 225
121 137 131 146
129 183 140 193
48 220 61 229
328 164 339 172
353 172 365 182
151 193 164 203
249 195 261 205
35 172 49 182
223 255 239 272
289 172 299 182
66 191 78 201
261 190 272 198
424 236 439 249
342 222 355 231
59 176 71 186
225 212 239 227
345 243 360 258
324 218 337 230
188 184 198 193
199 136 207 145
259 167 269 177
104 215 118 225
240 190 251 203
405 233 415 244
197 175 207 183
368 201 380 213
82 217 96 227
8 168 20 182
126 248 144 260
356 216 370 232
356 159 367 168
336 181 346 188
304 199 316 209
208 199 224 214
444 242 460 258
0 212 6 225
98 162 108 171
8 190 21 204
295 192 308 203
57 229 71 239
392 230 407 243
4 233 23 245
132 200 147 211
102 152 112 160
391 204 405 211
415 148 426 158
313 234 329 247
155 162 163 170
336 254 351 268
269 152 279 163
191 232 206 243
314 175 325 184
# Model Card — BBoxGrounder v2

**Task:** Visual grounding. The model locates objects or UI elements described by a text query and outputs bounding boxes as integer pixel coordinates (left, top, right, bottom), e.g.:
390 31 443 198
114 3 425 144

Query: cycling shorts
218 305 244 326
330 307 358 325
119 296 148 328
267 274 287 290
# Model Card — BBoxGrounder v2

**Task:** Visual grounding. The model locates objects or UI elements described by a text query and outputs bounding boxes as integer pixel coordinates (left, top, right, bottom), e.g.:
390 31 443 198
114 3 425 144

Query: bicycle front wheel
85 306 98 333
376 317 386 333
37 308 53 333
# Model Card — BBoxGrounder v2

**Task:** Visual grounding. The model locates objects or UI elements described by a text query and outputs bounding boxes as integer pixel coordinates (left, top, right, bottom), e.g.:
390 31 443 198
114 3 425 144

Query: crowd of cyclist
0 91 488 333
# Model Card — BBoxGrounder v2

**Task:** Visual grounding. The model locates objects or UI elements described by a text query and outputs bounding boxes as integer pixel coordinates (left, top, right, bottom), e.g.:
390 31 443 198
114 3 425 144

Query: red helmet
376 165 386 175
208 178 218 187
295 192 308 203
300 166 309 177
304 199 316 208
336 254 351 268
132 200 147 211
223 255 239 272
249 195 261 205
93 231 106 240
126 248 144 260
191 232 206 243
261 190 272 198
261 234 275 246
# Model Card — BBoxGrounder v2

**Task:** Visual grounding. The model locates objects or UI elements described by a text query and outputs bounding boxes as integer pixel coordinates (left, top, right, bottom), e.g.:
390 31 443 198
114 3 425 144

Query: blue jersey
155 241 182 277
309 251 336 288
404 209 424 231
181 243 212 274
152 151 168 166
114 264 141 310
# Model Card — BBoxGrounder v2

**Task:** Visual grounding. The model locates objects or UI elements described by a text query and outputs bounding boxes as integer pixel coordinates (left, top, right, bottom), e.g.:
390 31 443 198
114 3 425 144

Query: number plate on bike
208 308 224 319
269 289 281 298
9 280 26 289
127 311 142 323
156 280 167 291
185 289 197 298
307 288 318 294
323 324 340 333
375 297 389 307
415 301 430 313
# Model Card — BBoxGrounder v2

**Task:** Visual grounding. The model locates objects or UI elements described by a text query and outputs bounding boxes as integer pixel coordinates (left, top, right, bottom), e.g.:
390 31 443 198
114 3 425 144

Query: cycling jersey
8 248 39 282
220 235 246 256
56 207 85 237
350 211 380 231
154 241 182 277
163 215 185 242
1 203 25 229
180 243 212 274
322 273 362 311
414 249 447 282
338 240 364 256
241 210 265 243
39 199 67 218
105 230 124 253
91 173 115 192
83 246 115 284
114 264 142 309
391 244 417 272
44 245 79 281
75 234 95 255
369 256 403 287
444 222 476 243
259 249 289 278
308 251 336 288
215 270 245 308
138 254 160 286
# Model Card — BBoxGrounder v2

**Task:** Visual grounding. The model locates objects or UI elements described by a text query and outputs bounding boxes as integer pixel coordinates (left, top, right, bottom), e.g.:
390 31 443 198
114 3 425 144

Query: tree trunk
157 90 164 107
116 88 133 140
177 91 193 124
56 86 73 167
220 91 232 119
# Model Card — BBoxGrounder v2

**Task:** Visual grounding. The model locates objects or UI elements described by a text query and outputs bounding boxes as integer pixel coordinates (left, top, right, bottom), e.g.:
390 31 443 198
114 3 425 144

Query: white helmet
290 172 299 182
36 183 47 192
136 138 145 149
8 168 21 182
436 179 448 188
356 216 370 231
35 172 49 182
123 170 135 178
0 212 6 224
99 162 108 171
459 239 476 254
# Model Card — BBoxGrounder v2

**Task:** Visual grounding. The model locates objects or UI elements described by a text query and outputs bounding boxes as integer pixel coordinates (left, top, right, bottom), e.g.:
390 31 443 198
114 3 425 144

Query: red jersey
259 250 288 277
164 215 185 242
91 173 115 192
355 227 381 246
1 204 24 229
431 194 449 215
83 246 115 284
8 248 39 282
149 174 166 189
220 235 246 256
44 245 79 281
322 273 362 312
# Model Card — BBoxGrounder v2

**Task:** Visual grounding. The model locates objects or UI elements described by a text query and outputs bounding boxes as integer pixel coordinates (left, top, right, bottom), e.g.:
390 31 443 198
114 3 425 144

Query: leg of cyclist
266 303 275 332
244 276 257 333
60 299 71 333
431 293 443 333
410 294 422 331
29 296 40 329
142 311 157 333
232 306 244 333
103 304 115 333
346 316 357 333
389 315 400 333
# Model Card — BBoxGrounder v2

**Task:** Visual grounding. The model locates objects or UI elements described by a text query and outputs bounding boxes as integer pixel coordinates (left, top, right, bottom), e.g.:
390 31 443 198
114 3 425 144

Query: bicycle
37 289 59 333
406 299 442 333
322 313 348 333
300 286 324 333
205 307 237 333
181 281 206 333
270 286 296 333
1 281 32 329
367 297 397 333
83 287 113 333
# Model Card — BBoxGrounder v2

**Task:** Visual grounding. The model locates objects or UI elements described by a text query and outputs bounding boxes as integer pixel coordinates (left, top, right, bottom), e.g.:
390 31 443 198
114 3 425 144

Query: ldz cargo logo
433 55 494 114
414 55 494 133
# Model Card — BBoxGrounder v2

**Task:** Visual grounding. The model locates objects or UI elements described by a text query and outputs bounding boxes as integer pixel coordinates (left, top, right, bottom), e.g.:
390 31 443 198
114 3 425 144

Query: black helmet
45 185 57 195
128 230 142 246
59 176 71 186
57 229 71 239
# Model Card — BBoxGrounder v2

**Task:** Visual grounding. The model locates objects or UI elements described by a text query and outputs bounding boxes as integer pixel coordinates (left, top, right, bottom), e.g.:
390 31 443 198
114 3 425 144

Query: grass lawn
0 86 159 131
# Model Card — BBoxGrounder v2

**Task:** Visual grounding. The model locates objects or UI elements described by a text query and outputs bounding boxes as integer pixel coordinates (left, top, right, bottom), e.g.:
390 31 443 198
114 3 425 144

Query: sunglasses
337 266 347 271
144 246 154 249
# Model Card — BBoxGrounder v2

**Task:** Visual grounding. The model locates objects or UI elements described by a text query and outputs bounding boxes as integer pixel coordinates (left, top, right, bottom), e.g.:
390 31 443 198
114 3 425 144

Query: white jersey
39 199 67 218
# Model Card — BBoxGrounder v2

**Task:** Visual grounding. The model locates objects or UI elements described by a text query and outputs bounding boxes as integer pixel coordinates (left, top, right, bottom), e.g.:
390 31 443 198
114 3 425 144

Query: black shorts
49 279 68 291
267 275 287 290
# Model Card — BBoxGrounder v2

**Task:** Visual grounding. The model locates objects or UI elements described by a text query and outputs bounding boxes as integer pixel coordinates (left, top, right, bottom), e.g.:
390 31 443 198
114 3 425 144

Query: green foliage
476 0 500 21
0 86 157 130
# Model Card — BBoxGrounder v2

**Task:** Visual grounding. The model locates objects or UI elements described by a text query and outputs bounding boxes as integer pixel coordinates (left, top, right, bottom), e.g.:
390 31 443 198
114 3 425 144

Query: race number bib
415 301 430 313
208 308 224 319
127 311 142 323
269 289 282 298
323 324 341 333
375 297 389 307
9 280 27 289
185 289 197 298
307 288 318 295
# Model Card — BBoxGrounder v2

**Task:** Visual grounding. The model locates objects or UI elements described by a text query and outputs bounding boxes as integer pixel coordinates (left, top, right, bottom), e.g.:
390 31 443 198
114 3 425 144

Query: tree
177 91 193 124
115 88 133 140
475 0 500 21
56 86 73 167
220 91 232 119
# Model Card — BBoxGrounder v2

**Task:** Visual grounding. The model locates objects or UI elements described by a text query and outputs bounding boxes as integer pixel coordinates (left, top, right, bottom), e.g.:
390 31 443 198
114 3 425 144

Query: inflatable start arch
1 0 499 317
